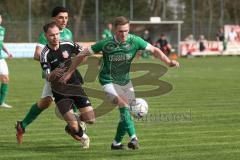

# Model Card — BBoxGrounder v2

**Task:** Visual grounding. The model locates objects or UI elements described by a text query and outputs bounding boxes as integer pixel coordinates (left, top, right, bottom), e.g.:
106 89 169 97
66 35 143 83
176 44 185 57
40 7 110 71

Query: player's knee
85 118 95 124
81 112 95 124
43 96 53 104
4 77 9 83
114 97 127 106
86 112 96 124
37 96 53 109
0 75 9 83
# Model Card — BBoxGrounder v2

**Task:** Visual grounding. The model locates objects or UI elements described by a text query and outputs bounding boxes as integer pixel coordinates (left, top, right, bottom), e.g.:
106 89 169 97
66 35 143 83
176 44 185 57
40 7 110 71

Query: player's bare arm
2 43 12 59
149 45 180 68
45 68 65 82
34 46 43 61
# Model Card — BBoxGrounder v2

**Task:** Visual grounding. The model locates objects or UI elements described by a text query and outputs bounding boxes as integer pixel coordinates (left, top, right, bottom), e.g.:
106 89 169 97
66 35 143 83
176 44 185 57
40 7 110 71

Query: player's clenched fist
47 68 65 82
169 60 180 68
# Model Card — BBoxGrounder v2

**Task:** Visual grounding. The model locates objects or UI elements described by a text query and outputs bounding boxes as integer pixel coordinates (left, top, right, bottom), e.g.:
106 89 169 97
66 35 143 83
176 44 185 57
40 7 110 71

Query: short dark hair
51 6 69 17
114 16 129 28
43 22 59 33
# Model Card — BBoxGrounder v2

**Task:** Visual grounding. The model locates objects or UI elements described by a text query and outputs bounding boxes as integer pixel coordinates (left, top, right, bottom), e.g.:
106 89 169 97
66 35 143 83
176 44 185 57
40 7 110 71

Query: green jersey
91 34 149 85
102 29 112 39
38 28 73 46
0 26 6 59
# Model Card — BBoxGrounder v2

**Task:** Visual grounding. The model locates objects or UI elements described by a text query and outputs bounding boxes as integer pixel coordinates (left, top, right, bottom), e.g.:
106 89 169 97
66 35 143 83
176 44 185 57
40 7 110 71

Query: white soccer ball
130 98 148 118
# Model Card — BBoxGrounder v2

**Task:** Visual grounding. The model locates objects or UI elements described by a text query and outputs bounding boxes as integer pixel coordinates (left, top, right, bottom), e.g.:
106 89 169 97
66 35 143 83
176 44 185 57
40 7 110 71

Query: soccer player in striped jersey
40 22 95 148
16 6 75 144
61 16 179 150
0 14 13 108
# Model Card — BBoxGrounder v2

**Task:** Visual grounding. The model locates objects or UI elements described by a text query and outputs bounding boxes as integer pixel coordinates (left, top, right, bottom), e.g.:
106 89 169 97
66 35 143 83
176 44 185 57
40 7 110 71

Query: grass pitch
0 56 239 160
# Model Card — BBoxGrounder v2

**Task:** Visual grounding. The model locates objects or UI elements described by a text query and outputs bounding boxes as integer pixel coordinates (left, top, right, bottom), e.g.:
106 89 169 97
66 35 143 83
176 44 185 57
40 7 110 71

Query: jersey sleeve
68 30 73 41
37 32 48 47
72 43 83 55
40 49 51 75
134 35 149 50
90 40 105 53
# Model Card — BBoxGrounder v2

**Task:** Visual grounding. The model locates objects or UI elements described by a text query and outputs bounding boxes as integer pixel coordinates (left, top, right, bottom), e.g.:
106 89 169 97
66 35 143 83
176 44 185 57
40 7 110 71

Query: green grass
0 56 240 160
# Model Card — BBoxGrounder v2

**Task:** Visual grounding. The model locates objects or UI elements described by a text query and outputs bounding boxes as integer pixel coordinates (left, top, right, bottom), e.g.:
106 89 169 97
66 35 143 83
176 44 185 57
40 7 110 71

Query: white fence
3 43 36 58
2 42 240 58
2 42 95 58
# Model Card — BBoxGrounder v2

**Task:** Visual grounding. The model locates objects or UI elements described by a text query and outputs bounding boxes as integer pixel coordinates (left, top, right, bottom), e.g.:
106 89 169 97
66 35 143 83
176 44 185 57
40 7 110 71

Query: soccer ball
130 98 148 118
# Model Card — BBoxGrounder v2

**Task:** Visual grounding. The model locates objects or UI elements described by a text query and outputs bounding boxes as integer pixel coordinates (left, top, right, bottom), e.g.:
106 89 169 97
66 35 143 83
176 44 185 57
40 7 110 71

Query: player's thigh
37 96 53 109
41 81 54 99
0 74 9 83
79 106 95 124
38 81 54 108
123 81 136 105
0 59 9 83
102 83 127 105
55 98 79 129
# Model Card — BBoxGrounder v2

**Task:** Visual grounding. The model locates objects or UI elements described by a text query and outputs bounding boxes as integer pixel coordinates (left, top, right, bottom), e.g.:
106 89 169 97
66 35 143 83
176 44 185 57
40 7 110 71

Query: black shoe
111 144 124 150
128 138 139 150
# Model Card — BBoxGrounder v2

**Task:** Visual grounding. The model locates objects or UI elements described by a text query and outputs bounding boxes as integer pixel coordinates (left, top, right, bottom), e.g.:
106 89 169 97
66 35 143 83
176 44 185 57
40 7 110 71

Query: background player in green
61 16 180 150
102 23 113 39
15 6 73 144
98 22 113 67
0 14 13 108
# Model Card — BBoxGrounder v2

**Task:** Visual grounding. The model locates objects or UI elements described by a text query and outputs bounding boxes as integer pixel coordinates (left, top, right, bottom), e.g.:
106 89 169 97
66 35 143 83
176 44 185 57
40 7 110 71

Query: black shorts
53 91 92 109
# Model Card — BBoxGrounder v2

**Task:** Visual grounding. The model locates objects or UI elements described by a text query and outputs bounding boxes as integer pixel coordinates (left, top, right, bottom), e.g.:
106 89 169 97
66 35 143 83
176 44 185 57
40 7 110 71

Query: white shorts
0 59 9 75
41 80 54 99
102 81 135 105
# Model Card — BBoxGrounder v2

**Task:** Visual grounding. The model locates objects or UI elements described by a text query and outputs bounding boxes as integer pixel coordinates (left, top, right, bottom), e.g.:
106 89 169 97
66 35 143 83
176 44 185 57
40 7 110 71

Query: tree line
0 0 240 42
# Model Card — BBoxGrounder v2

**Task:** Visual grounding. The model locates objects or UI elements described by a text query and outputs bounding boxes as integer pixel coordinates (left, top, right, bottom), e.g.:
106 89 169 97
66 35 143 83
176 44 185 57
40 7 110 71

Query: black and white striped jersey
40 41 83 85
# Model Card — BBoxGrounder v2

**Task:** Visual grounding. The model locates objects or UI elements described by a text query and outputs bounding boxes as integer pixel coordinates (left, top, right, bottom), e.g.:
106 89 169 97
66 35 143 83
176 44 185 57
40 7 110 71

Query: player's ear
52 17 57 22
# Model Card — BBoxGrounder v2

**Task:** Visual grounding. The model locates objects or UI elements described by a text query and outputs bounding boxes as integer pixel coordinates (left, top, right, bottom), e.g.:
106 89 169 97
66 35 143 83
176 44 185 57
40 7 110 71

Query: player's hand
169 60 180 68
48 68 65 82
59 72 72 84
8 53 13 59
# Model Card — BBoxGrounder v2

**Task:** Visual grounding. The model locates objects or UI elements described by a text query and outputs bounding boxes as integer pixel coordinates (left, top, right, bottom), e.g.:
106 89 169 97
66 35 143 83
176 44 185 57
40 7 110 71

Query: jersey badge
124 44 131 50
62 50 69 58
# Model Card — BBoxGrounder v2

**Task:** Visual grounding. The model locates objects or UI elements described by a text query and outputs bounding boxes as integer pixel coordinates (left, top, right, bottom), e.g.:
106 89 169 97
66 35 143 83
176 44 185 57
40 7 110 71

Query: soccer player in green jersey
0 14 13 108
15 6 74 144
61 16 180 150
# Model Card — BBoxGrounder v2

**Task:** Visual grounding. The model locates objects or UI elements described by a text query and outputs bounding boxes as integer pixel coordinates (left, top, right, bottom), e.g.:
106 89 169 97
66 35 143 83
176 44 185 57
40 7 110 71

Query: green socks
0 83 8 104
21 103 77 130
114 107 136 143
114 118 127 143
21 103 43 129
